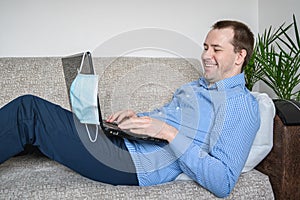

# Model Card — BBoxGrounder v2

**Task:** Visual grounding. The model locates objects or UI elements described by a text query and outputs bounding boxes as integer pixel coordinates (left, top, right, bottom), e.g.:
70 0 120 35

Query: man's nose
202 49 213 59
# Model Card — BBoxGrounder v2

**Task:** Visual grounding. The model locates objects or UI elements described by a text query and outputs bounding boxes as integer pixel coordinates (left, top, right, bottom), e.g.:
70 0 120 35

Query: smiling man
0 20 259 198
107 20 259 197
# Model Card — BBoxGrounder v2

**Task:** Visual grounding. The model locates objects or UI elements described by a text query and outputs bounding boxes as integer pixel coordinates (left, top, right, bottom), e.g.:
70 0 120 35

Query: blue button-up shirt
124 73 260 198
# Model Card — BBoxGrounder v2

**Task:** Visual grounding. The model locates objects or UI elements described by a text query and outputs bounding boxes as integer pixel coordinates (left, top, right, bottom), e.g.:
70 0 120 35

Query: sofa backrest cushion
93 57 202 117
0 57 70 109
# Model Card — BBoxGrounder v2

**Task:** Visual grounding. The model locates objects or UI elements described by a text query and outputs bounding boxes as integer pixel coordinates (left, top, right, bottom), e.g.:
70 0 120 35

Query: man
0 20 259 198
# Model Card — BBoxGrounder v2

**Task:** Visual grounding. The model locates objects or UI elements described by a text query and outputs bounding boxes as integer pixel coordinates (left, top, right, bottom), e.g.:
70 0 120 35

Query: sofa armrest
256 114 300 200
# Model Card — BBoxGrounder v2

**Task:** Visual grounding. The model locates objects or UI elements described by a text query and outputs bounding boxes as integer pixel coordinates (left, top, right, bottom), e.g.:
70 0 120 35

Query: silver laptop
62 52 166 143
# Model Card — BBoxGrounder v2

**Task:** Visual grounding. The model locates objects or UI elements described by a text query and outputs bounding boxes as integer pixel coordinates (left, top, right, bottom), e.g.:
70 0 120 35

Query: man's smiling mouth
203 61 218 68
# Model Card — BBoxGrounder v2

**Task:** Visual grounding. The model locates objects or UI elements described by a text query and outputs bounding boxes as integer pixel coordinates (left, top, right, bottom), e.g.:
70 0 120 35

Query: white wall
258 0 299 32
0 0 258 58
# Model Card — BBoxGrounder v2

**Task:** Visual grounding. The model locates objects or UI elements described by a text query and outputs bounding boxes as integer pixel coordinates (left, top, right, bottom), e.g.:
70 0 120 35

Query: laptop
62 52 166 143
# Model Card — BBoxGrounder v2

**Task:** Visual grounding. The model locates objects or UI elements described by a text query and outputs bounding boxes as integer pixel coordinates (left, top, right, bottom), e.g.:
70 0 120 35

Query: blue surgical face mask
70 53 99 142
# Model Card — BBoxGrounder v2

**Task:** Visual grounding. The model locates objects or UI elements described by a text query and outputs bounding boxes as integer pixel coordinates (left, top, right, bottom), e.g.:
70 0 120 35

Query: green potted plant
245 14 300 101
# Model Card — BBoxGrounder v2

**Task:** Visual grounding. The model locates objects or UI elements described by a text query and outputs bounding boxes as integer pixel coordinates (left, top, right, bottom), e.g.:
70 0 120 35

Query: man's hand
107 110 137 124
107 110 178 142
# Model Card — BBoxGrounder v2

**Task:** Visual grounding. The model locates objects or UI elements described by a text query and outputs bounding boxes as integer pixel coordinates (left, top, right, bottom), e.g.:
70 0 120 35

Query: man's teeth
205 64 216 67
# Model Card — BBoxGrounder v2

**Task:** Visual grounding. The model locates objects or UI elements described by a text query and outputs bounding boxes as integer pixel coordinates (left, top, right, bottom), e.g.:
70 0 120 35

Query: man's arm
169 96 260 198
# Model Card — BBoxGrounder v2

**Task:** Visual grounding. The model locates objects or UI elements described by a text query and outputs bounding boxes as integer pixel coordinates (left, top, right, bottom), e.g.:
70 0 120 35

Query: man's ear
235 49 247 66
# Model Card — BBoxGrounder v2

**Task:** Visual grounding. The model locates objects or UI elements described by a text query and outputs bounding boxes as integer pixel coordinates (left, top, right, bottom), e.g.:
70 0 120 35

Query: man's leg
0 95 138 185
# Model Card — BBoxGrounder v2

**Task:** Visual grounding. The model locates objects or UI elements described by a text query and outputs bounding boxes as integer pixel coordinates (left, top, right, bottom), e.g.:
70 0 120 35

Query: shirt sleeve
168 94 260 198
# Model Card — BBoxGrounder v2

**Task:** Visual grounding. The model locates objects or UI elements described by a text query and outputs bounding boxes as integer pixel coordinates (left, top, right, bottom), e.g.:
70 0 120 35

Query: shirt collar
199 73 246 91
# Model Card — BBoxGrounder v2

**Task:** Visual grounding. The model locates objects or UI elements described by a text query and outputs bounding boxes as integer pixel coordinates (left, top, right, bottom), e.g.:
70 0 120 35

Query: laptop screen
61 52 94 103
61 52 105 127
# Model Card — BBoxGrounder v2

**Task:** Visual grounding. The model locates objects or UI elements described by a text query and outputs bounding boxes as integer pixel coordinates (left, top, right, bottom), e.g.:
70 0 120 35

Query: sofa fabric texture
0 57 274 199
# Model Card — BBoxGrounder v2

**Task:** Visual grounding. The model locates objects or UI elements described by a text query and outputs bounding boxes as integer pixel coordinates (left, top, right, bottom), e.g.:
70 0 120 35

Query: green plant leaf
293 14 300 50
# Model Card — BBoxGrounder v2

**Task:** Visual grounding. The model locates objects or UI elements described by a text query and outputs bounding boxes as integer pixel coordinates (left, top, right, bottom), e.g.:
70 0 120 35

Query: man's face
201 28 243 85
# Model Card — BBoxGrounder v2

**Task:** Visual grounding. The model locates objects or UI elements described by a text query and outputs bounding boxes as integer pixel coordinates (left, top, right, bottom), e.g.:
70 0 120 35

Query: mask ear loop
79 52 99 143
78 52 86 74
85 124 98 143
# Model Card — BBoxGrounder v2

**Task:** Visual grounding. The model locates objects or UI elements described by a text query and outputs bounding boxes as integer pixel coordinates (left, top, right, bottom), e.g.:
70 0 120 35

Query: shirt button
176 106 180 110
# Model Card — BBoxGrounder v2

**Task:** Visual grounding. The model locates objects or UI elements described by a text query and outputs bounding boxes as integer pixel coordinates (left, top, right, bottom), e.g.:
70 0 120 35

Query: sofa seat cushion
0 154 274 199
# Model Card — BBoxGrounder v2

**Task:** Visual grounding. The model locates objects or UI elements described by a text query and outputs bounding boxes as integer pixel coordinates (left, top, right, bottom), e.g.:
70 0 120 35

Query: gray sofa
0 57 274 199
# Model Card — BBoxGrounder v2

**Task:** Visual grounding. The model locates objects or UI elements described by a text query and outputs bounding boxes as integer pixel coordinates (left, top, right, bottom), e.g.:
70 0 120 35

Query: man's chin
204 73 211 80
204 74 218 84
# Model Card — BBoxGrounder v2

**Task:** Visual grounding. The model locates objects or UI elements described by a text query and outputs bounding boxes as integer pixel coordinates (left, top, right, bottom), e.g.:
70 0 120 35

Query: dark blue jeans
0 95 138 186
